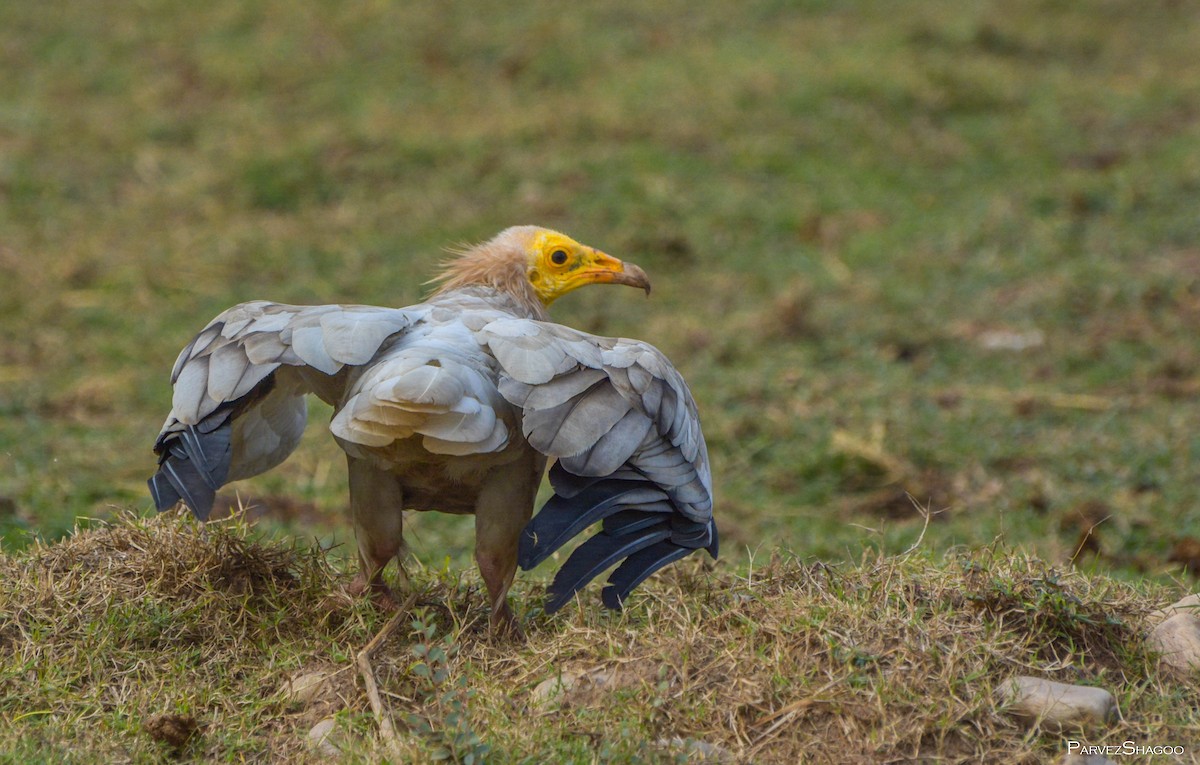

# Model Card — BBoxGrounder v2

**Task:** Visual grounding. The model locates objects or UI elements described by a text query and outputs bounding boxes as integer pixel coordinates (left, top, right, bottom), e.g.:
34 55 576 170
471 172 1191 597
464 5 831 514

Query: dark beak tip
619 261 651 296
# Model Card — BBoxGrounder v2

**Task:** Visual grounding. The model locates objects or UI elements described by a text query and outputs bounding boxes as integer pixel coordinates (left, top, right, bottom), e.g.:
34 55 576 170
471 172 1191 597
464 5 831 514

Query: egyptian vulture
149 226 717 633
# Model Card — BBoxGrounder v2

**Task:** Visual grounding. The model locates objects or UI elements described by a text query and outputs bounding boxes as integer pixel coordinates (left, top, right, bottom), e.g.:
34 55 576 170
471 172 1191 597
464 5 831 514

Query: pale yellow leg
347 455 407 609
473 452 543 637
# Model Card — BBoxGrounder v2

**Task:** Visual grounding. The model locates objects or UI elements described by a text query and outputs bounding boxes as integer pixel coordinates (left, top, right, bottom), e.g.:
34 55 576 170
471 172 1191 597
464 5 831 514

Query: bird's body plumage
150 227 716 631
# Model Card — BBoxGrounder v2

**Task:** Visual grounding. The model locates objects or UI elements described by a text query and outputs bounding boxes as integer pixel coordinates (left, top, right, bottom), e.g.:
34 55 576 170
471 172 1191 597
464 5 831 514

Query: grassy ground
2 0 1200 760
2 514 1194 763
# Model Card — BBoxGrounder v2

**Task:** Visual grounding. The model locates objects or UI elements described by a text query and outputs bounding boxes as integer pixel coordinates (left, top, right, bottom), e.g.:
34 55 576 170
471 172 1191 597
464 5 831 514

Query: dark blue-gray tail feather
543 527 671 613
517 479 669 570
520 467 719 613
601 541 693 610
148 416 232 521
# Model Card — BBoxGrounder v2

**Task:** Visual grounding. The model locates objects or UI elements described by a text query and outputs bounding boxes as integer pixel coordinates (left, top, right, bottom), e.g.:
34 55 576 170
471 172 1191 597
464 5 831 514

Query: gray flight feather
483 317 713 529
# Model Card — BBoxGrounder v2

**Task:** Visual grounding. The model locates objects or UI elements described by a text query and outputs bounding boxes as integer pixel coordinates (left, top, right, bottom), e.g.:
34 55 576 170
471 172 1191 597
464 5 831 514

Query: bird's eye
550 250 568 266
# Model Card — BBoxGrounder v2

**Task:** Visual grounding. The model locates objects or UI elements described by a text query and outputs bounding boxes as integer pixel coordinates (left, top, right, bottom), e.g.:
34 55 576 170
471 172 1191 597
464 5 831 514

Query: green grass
1 514 1195 763
2 0 1200 759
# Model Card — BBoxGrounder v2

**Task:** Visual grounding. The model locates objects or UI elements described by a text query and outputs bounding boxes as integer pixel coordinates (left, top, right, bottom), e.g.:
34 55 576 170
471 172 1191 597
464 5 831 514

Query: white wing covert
480 318 718 612
329 321 512 456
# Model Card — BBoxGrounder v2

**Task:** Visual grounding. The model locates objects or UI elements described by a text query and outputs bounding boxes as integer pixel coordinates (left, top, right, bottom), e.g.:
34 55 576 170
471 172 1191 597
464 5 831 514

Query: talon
490 607 525 641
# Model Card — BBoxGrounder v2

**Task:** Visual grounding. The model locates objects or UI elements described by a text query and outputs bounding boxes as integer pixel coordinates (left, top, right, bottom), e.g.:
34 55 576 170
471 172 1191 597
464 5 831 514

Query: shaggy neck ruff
429 228 547 319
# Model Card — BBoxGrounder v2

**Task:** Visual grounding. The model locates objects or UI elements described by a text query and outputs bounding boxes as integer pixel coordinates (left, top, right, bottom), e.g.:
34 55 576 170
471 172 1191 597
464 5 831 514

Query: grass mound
1 515 1196 762
0 513 356 762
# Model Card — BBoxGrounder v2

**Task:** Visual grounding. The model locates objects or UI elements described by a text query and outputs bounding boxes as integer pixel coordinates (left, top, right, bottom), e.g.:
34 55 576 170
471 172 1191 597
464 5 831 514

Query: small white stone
307 717 340 757
655 736 736 763
531 671 583 704
531 668 628 706
995 676 1116 730
1148 612 1200 673
286 670 332 706
977 329 1044 351
1147 593 1200 627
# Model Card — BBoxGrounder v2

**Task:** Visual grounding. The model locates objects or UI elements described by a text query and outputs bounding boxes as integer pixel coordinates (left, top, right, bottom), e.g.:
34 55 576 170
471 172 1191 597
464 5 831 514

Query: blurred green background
2 0 1199 583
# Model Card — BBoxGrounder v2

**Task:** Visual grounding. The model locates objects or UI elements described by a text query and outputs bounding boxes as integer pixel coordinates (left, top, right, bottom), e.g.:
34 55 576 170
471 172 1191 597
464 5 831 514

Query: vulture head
432 226 651 314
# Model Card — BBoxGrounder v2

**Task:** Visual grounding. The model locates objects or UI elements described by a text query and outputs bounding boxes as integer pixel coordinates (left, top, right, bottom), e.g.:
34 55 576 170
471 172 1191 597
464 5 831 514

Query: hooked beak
579 250 652 296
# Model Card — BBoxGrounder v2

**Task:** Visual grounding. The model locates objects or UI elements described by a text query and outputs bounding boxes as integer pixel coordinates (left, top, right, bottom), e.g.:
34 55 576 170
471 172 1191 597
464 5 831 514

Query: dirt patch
145 713 202 749
1168 538 1200 577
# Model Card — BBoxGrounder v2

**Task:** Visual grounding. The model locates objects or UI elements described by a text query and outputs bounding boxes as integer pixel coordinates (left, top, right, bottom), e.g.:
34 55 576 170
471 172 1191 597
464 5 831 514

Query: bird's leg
473 452 542 638
347 455 407 610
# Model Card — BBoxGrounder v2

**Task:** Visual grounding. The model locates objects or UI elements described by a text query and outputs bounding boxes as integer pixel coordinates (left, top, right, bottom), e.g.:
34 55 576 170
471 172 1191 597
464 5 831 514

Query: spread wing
150 301 417 517
480 318 717 612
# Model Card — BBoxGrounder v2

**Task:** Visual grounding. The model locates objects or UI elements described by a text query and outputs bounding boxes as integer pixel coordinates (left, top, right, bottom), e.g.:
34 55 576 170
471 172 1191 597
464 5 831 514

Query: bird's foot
489 604 525 642
348 574 402 611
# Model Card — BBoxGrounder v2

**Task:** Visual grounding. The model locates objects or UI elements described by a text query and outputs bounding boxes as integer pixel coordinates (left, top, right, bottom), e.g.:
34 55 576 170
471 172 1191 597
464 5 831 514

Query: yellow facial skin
526 231 652 306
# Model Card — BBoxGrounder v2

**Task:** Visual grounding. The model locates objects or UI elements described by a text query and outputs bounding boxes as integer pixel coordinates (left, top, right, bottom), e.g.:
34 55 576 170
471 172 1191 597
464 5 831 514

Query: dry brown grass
1 513 1197 762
